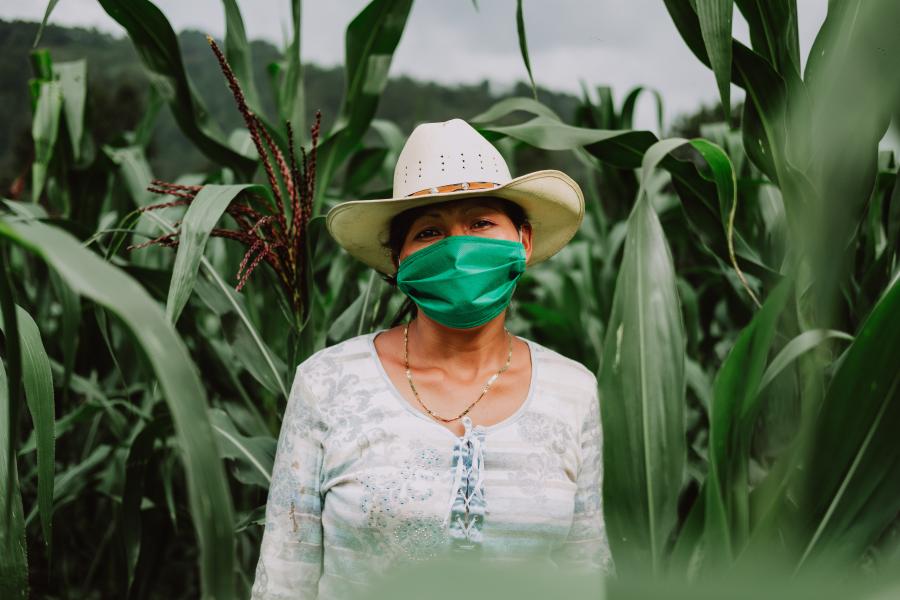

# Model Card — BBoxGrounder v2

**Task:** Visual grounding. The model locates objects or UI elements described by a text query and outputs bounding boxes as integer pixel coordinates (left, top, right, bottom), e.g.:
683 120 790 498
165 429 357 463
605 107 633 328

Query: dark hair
380 197 530 325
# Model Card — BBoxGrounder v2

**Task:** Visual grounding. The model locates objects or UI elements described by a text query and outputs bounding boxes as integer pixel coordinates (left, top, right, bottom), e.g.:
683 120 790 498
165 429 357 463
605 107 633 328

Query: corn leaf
0 306 55 554
734 0 800 79
0 365 27 600
758 329 854 393
24 443 112 528
52 60 86 162
479 110 778 284
220 0 260 113
0 213 237 600
165 184 270 324
620 86 665 132
33 0 61 48
31 80 62 203
482 115 648 156
141 209 289 399
661 1 792 187
0 250 27 600
709 274 793 562
515 0 538 101
96 0 256 176
47 270 80 403
208 408 275 488
470 96 561 123
599 138 687 575
227 311 288 397
793 273 900 570
694 0 733 120
121 418 171 593
278 0 306 146
314 0 414 211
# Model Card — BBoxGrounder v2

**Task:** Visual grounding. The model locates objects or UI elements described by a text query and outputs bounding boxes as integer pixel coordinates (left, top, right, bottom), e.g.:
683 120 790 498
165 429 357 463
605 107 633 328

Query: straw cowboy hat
325 118 585 276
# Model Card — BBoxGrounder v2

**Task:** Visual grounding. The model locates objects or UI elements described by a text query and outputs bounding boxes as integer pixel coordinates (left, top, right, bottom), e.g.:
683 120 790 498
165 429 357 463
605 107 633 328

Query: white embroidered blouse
250 328 613 599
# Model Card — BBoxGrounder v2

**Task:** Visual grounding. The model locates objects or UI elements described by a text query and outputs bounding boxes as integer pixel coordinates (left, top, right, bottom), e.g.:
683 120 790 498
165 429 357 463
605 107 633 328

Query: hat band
406 181 501 197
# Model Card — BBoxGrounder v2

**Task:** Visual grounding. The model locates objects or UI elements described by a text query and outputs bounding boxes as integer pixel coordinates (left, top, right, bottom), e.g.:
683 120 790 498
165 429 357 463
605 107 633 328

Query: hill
0 18 584 192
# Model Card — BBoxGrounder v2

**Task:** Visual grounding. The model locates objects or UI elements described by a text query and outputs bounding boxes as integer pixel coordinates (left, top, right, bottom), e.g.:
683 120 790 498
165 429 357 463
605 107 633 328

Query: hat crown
393 118 512 198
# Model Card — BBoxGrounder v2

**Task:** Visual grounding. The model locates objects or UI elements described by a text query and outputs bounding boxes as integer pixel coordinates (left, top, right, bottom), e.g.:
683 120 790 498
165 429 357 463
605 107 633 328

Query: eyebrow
419 205 497 219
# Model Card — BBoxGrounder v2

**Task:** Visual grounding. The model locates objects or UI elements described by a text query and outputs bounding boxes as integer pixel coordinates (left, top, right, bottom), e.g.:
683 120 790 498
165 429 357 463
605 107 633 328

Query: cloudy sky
5 0 830 131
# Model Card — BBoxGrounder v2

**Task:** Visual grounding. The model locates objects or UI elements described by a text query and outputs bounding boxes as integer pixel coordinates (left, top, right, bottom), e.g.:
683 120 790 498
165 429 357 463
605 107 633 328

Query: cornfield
2 0 899 598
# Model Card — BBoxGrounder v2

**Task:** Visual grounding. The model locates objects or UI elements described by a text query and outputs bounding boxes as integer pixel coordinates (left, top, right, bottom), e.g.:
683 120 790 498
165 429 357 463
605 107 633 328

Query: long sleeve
551 375 615 576
251 365 325 599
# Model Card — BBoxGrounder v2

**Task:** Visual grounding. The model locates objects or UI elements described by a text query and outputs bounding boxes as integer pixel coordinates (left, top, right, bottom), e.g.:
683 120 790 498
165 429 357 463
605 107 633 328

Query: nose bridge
448 220 468 236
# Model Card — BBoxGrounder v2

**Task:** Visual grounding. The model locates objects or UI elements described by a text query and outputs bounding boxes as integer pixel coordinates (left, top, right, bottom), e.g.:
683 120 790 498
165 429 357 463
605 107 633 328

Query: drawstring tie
444 416 486 550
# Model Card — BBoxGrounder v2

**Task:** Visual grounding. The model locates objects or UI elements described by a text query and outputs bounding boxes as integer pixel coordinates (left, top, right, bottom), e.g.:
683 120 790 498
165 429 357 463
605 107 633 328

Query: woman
251 119 613 599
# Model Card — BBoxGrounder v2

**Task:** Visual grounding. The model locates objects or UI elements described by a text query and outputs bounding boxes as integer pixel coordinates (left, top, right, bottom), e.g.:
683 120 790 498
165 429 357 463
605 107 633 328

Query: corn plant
476 0 900 584
2 0 900 598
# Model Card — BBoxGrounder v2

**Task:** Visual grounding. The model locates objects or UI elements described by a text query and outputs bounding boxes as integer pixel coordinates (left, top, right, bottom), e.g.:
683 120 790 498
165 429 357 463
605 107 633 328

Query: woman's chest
316 409 581 562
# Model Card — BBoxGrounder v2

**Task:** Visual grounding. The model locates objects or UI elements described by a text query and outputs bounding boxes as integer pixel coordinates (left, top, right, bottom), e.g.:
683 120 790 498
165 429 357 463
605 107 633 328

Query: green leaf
314 0 414 211
689 138 761 306
0 307 55 554
134 85 164 148
0 247 28 600
25 444 112 527
0 360 27 600
220 0 260 113
47 270 80 403
278 0 306 146
516 0 538 101
370 118 406 179
52 60 87 162
758 329 854 393
734 0 800 78
793 273 900 571
140 208 288 399
599 138 687 576
620 86 665 132
661 1 794 186
470 96 561 124
227 311 288 397
208 408 275 488
31 80 62 203
0 212 237 600
121 418 171 594
694 0 733 120
343 147 389 195
707 274 793 562
103 145 155 206
165 184 269 324
33 0 61 48
481 115 647 156
478 106 778 284
96 0 256 176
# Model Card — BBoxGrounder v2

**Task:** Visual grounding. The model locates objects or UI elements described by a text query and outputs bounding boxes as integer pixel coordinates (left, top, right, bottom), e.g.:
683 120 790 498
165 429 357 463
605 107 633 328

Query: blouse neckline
366 327 539 440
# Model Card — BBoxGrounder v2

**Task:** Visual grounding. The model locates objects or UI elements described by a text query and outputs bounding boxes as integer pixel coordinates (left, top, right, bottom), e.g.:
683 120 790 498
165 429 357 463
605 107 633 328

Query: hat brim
325 169 585 276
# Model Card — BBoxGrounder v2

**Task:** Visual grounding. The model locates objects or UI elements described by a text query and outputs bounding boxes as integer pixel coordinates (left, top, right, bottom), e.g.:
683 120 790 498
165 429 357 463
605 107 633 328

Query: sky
0 0 839 133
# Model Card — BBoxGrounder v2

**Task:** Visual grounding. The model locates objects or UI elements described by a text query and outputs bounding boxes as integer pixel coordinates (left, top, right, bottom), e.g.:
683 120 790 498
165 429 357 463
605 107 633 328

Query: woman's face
396 197 533 267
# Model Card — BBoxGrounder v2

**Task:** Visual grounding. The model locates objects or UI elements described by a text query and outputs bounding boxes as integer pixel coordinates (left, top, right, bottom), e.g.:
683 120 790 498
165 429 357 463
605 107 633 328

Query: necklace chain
403 320 513 423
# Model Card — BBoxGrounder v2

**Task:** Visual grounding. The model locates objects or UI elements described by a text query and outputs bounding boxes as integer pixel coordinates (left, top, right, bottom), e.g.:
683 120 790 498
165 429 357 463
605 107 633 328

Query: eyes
414 219 494 240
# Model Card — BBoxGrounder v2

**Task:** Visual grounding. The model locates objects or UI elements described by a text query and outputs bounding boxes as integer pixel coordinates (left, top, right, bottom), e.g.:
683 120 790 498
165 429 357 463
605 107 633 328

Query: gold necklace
403 320 513 423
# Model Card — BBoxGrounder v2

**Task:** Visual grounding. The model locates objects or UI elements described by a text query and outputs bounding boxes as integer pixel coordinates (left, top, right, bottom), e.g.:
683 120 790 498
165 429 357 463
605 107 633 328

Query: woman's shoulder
523 336 597 391
291 330 379 396
300 330 374 366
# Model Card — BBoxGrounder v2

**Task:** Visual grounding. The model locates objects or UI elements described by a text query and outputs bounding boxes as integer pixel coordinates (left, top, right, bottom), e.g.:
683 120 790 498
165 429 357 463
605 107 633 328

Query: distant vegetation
0 18 593 191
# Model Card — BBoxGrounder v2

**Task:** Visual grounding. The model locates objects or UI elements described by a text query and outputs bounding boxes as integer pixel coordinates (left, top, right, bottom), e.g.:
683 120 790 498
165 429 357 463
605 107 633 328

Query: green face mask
396 234 527 329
